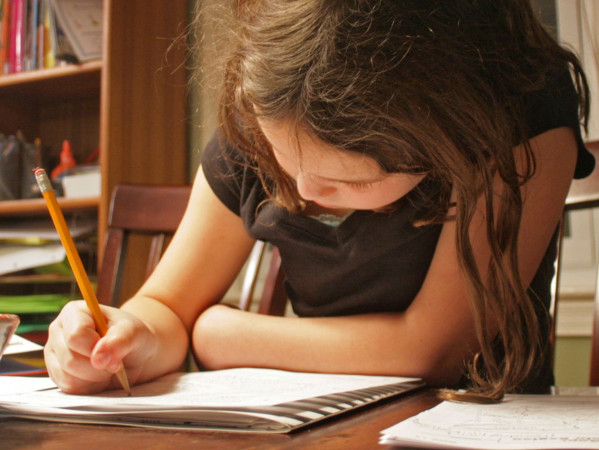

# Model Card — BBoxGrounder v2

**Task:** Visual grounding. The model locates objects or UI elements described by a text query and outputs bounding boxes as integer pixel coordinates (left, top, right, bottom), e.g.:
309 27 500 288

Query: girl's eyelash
348 181 375 190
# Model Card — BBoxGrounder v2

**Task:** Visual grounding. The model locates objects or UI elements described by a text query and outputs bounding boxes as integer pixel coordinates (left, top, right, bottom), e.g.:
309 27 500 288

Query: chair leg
550 216 566 368
239 241 266 312
590 263 599 386
146 234 166 279
258 247 287 316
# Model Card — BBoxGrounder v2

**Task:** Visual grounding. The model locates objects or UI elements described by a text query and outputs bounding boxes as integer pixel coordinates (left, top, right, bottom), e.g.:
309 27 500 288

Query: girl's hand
44 300 156 395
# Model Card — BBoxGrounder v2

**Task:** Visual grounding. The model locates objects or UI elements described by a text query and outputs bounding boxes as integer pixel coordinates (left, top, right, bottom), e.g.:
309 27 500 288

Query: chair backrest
97 184 288 316
96 184 192 306
238 240 288 316
553 140 599 386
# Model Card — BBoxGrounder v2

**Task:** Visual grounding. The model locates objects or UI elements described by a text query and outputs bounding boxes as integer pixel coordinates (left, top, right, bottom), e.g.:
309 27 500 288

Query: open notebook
0 368 424 433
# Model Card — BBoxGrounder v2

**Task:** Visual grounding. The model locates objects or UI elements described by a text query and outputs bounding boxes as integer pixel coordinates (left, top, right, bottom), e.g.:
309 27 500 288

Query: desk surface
0 389 440 449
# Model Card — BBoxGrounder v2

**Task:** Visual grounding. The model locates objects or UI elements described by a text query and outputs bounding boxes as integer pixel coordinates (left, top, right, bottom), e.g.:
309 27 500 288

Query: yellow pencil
34 168 131 396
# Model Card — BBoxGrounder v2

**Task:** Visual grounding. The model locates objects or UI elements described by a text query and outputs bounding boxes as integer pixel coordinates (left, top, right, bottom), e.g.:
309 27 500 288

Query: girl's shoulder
523 68 594 179
200 132 264 216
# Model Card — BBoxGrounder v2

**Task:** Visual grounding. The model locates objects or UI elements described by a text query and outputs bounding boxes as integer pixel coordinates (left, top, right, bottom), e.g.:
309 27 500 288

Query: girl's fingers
90 310 153 373
51 301 100 357
44 336 113 395
45 300 146 393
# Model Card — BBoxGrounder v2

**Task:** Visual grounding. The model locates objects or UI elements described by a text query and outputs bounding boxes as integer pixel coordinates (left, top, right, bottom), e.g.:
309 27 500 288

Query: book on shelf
8 0 24 73
0 293 75 346
40 0 54 68
60 164 100 198
51 0 102 62
0 368 425 432
0 1 9 72
0 215 96 275
0 0 102 75
0 215 97 346
0 241 66 275
0 215 96 242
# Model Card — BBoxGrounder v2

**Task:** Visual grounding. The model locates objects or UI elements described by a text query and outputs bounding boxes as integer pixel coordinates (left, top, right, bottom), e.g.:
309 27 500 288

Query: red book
0 0 11 74
9 0 24 73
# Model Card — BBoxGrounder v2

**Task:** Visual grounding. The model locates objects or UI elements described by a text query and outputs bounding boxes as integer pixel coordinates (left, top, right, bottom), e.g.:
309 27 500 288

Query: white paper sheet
0 243 66 275
0 377 56 395
380 394 599 449
0 368 418 409
4 334 44 355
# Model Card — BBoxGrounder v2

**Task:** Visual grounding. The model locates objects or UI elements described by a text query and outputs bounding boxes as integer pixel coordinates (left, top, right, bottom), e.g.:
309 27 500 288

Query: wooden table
0 390 440 449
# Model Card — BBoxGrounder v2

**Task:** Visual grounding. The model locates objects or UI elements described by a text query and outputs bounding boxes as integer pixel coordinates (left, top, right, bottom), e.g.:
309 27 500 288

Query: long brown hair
209 0 589 400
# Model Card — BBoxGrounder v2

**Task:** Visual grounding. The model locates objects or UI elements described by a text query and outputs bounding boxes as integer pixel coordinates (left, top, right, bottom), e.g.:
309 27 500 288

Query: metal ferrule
34 170 53 194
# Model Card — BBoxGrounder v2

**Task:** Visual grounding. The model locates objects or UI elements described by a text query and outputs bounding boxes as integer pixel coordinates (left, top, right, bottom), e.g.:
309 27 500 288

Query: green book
0 294 73 314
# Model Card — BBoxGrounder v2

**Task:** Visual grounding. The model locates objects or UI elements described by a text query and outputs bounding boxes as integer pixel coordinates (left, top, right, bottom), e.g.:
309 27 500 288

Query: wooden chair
96 184 288 315
552 140 599 386
238 241 287 316
96 184 192 307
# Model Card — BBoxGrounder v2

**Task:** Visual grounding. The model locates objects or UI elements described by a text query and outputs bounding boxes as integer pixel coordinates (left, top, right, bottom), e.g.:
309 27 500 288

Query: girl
45 0 594 401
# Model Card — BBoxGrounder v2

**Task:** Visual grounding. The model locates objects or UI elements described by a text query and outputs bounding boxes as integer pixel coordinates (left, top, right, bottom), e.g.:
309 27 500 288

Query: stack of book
0 0 102 75
0 216 96 348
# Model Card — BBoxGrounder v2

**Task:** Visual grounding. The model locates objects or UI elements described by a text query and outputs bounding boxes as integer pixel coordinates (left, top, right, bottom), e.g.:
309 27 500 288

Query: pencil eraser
33 167 45 176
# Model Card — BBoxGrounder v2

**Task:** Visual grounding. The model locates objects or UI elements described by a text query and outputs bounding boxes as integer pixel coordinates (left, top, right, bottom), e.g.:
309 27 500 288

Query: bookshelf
0 196 98 216
0 1 188 304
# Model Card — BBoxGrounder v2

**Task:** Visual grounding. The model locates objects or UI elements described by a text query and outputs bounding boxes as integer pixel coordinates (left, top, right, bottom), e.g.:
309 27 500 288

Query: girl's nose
296 173 336 201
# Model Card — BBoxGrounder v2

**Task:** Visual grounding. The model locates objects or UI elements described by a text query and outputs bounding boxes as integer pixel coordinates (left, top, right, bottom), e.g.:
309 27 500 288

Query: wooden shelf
0 197 99 217
0 0 188 282
0 60 102 86
0 61 102 102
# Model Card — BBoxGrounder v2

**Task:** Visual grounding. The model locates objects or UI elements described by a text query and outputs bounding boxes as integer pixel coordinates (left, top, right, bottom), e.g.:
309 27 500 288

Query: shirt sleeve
201 131 265 217
201 132 246 215
523 68 595 179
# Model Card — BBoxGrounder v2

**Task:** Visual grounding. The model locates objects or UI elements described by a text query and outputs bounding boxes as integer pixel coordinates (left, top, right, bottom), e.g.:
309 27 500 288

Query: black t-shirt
201 69 594 392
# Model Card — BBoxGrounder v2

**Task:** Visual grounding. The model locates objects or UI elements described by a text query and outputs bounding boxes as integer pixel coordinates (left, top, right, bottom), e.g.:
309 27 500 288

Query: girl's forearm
192 304 473 387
